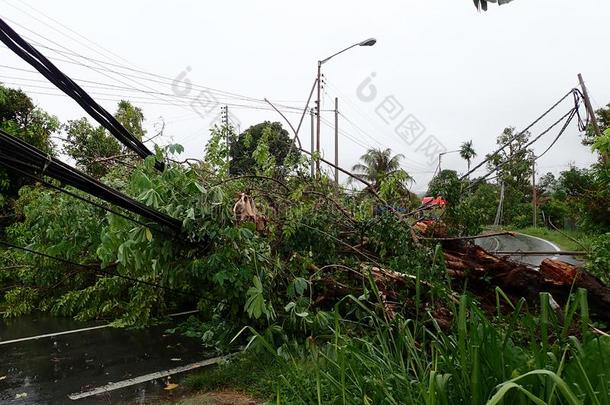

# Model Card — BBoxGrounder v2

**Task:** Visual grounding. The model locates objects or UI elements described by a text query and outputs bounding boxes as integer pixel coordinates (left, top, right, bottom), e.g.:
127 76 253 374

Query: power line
2 160 171 235
0 129 181 230
0 17 193 112
324 80 434 172
2 0 307 111
460 89 578 180
319 117 432 176
0 17 166 169
4 0 136 68
0 24 301 110
0 239 192 297
466 107 578 191
0 65 306 116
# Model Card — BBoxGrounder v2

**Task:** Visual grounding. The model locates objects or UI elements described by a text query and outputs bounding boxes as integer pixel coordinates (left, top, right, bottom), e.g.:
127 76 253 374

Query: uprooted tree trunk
310 239 610 325
442 243 610 323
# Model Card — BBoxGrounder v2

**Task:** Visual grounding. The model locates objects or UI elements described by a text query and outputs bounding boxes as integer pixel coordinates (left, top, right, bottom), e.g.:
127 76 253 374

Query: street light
315 38 377 176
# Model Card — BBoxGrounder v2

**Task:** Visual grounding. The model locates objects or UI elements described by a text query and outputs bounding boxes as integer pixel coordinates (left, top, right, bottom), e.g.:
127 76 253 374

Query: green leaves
245 276 266 320
287 277 308 298
592 129 610 157
488 370 583 405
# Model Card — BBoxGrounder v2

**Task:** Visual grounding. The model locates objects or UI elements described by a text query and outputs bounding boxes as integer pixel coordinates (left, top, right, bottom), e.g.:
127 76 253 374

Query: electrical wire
0 129 181 230
460 89 579 180
2 0 307 111
465 107 578 191
0 239 192 297
0 67 307 115
0 17 164 169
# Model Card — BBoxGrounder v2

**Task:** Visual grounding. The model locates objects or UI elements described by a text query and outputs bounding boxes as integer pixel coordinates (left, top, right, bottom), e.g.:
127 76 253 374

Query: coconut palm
351 148 413 192
460 140 477 173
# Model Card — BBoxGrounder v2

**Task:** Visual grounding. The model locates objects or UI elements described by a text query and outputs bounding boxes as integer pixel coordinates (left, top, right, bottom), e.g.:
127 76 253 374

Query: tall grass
242 290 610 404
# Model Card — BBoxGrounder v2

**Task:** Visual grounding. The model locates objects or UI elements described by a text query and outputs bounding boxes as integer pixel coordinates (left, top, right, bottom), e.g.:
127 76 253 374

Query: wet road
0 313 209 404
475 232 582 267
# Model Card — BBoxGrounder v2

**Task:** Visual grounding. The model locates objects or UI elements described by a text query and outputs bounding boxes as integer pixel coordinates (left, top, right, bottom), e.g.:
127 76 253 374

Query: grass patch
183 352 279 402
512 226 594 252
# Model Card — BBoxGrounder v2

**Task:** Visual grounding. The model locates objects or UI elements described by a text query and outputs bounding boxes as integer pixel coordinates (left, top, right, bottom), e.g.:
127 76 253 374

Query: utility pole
494 181 505 226
532 159 537 228
221 105 229 164
578 73 607 164
315 61 322 177
437 153 443 174
310 108 315 178
313 38 376 179
334 97 339 185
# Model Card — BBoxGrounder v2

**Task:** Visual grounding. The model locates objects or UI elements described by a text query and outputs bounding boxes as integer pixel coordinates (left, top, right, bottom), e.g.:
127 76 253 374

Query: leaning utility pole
494 181 505 226
578 73 607 164
334 97 339 185
532 159 537 227
310 108 315 178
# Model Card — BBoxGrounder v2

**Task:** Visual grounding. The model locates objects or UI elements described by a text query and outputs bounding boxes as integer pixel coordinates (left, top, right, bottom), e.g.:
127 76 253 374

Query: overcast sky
1 0 607 192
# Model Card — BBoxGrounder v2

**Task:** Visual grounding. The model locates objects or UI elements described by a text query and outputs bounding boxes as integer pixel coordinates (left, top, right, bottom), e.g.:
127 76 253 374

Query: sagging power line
0 129 182 231
0 16 165 170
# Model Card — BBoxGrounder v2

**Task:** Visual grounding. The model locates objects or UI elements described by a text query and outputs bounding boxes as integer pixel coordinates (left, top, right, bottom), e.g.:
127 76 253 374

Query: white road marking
516 233 560 260
0 309 199 346
0 324 111 346
67 355 232 400
491 236 501 252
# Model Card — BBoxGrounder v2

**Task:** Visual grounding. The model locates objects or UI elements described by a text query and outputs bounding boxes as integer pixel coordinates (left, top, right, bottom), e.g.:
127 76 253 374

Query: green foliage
583 104 610 147
426 170 489 235
114 100 146 140
3 287 38 318
1 137 278 325
463 181 499 225
592 129 610 157
245 275 275 320
543 166 610 232
63 117 122 178
0 84 60 208
351 148 413 196
587 233 610 284
2 86 609 405
183 351 279 401
459 139 477 173
486 127 534 225
237 292 609 405
229 121 298 176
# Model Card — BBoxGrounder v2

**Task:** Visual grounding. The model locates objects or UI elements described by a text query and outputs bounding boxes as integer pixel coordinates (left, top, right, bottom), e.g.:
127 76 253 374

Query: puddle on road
0 314 209 404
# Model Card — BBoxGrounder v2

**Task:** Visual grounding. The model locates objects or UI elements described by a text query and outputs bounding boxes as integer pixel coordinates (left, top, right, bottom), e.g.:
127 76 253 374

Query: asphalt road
474 232 582 267
0 313 208 404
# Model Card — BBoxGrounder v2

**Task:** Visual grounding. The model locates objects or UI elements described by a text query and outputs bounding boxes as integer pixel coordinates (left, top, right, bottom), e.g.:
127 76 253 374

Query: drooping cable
0 17 164 170
0 239 190 296
460 89 577 180
0 129 181 231
465 107 578 191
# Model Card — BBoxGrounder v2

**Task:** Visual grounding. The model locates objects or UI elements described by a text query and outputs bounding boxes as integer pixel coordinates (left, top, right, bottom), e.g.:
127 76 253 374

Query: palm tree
460 140 477 174
351 148 413 192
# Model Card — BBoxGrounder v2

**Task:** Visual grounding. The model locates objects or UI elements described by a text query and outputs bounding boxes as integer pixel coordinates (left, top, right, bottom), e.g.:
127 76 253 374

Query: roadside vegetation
2 78 610 404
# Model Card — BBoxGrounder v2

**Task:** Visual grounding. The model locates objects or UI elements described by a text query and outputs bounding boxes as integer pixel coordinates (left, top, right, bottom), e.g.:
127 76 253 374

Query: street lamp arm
319 42 360 65
440 149 461 156
319 37 376 65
